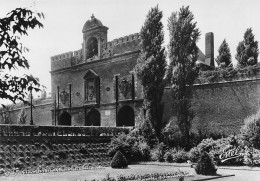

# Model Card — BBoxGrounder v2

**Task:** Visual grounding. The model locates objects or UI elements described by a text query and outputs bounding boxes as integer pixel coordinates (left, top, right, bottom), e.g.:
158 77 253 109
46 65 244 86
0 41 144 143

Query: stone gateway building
2 15 260 135
51 15 144 127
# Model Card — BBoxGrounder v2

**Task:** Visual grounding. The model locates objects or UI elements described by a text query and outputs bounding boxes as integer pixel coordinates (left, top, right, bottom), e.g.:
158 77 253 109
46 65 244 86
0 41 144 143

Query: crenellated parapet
51 52 73 61
73 49 83 65
51 33 141 71
101 33 141 59
51 50 84 71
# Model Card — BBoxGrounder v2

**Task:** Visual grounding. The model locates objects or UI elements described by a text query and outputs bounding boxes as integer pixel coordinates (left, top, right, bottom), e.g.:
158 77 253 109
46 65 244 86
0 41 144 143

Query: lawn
0 162 244 181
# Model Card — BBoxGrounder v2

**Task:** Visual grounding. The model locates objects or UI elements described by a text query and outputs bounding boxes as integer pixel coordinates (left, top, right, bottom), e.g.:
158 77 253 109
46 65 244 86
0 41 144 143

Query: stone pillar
205 32 214 67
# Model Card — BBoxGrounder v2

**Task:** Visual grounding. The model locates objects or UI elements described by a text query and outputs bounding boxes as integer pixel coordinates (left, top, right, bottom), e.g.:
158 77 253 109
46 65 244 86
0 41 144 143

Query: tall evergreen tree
235 28 259 66
216 39 232 68
167 6 200 146
135 5 166 140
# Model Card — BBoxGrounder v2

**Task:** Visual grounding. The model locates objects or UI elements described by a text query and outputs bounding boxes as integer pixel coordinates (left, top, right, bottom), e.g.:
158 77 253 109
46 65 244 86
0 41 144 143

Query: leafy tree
17 108 27 124
0 8 44 106
216 39 232 68
134 5 166 140
235 28 259 66
167 6 200 147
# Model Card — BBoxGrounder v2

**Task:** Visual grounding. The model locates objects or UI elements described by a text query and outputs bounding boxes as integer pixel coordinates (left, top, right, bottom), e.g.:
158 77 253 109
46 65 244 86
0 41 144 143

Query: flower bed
90 171 193 181
1 163 105 177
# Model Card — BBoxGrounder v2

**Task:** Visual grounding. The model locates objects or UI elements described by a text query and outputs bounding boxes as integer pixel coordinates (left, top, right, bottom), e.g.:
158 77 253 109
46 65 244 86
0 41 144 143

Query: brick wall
162 78 260 135
0 100 52 125
2 77 260 135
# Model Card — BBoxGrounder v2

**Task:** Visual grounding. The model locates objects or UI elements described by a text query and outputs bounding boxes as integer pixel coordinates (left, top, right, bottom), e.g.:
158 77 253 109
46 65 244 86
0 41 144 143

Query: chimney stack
205 32 214 67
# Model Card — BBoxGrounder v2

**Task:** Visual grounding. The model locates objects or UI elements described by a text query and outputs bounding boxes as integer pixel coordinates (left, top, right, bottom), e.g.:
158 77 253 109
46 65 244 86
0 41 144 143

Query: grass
0 162 238 181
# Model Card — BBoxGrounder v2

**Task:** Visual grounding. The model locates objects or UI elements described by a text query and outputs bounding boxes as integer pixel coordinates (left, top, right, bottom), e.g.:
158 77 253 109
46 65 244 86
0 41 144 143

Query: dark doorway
117 105 135 126
86 109 101 126
58 112 71 126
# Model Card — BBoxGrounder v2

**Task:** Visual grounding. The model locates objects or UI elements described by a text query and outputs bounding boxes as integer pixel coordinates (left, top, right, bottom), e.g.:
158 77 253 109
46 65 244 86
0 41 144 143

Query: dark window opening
86 37 98 59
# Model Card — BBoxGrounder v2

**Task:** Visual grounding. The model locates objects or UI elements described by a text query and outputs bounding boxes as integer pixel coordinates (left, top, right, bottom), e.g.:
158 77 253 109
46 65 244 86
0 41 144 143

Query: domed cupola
82 14 108 62
82 14 104 33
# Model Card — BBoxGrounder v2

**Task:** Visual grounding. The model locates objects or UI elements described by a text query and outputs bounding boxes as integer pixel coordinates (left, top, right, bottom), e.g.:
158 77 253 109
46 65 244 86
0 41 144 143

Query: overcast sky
1 0 260 96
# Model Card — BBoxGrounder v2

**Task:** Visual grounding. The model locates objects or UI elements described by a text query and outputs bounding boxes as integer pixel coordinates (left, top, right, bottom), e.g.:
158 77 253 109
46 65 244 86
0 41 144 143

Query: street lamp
28 81 34 126
30 88 33 125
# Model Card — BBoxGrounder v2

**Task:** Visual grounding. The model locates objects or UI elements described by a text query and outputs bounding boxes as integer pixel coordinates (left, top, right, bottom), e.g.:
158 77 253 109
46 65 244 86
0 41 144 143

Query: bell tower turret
82 14 108 62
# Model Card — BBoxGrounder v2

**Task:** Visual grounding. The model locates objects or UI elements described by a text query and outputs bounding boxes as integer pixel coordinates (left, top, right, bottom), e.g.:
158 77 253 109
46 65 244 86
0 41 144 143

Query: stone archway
58 111 71 126
86 109 100 126
117 105 135 127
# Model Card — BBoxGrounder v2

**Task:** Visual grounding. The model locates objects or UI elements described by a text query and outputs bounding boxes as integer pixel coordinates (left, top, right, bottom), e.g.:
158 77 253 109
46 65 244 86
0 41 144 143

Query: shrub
133 112 157 146
197 64 260 84
110 151 128 169
164 149 174 163
193 135 245 166
108 131 152 163
188 147 201 162
172 148 188 163
137 141 151 161
240 110 260 149
196 137 231 162
195 151 217 175
243 149 254 166
162 122 223 149
162 121 183 148
108 133 140 163
150 143 165 162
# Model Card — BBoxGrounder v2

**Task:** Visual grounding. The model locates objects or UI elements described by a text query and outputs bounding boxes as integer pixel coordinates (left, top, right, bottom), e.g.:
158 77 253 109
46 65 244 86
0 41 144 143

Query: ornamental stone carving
119 78 132 98
60 89 69 105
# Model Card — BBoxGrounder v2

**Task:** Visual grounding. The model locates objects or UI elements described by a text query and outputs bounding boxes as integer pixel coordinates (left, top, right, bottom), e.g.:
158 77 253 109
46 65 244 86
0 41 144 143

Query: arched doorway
58 112 71 126
117 105 135 127
86 109 100 126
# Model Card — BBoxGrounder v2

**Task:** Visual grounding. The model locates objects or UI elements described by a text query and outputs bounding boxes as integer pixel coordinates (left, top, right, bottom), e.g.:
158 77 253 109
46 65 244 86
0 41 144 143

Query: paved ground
1 162 260 181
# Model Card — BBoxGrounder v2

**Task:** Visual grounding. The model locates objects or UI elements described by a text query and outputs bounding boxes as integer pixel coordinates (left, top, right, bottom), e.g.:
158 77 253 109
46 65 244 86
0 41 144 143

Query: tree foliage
216 39 232 68
235 28 259 66
134 5 166 140
167 6 200 146
0 8 44 106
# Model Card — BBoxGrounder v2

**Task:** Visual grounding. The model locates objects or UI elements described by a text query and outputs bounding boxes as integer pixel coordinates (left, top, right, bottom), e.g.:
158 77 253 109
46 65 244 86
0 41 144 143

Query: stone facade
50 15 143 127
